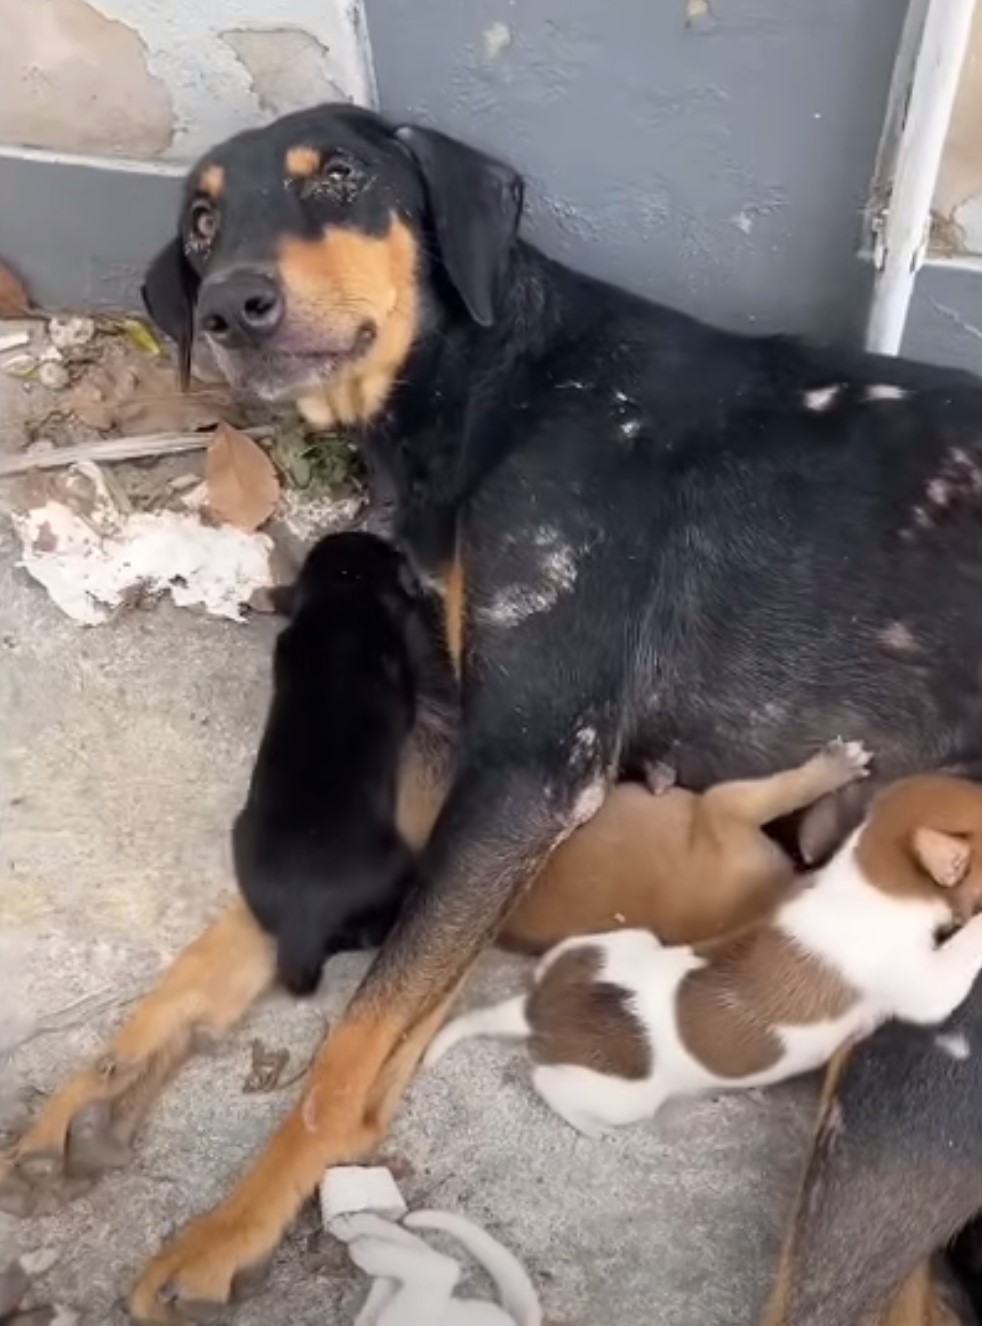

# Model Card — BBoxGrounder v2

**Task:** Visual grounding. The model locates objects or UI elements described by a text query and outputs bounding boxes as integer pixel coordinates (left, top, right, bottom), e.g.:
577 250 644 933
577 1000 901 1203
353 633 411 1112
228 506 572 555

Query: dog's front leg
760 996 982 1326
128 722 609 1322
0 898 276 1218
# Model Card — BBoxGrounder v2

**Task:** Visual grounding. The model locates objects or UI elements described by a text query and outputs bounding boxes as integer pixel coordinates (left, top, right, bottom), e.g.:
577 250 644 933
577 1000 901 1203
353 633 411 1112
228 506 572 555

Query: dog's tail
404 1209 541 1326
424 996 529 1068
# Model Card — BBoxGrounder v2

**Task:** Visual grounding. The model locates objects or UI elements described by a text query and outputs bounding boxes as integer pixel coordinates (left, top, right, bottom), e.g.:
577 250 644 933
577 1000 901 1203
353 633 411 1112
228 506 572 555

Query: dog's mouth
202 326 376 401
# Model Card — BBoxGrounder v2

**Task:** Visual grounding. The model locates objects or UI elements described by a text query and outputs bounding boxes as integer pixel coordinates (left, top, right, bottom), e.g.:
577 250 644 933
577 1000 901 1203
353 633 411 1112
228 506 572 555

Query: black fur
233 532 424 995
147 104 982 1318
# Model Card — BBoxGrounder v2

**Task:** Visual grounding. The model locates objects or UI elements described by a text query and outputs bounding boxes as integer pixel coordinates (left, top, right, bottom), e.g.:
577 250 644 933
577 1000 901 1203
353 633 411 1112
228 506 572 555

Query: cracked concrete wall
365 0 907 342
0 0 374 163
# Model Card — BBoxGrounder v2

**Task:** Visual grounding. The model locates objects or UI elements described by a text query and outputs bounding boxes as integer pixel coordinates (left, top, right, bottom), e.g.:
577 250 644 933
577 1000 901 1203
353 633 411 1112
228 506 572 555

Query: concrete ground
0 364 818 1325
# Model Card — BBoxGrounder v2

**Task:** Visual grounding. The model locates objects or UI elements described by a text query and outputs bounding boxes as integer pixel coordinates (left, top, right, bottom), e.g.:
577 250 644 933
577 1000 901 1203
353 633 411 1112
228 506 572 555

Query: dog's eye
301 155 364 202
323 157 354 184
189 200 218 243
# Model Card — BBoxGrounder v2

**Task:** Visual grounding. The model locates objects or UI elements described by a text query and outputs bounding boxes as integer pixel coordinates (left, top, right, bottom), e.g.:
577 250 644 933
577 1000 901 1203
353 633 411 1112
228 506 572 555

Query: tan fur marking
443 552 465 677
198 164 224 198
129 990 458 1319
528 948 651 1079
676 929 856 1079
282 216 419 428
758 1045 854 1326
877 1266 961 1326
285 145 321 178
856 775 982 921
1 899 274 1183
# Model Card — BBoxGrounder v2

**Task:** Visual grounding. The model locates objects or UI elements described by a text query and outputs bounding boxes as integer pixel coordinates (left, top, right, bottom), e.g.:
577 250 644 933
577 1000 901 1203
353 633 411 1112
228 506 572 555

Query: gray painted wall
366 0 910 344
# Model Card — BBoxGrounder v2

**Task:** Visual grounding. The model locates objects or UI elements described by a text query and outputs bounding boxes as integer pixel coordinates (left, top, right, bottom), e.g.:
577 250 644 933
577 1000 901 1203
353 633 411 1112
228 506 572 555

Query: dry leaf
0 260 30 318
242 1038 290 1093
206 423 280 531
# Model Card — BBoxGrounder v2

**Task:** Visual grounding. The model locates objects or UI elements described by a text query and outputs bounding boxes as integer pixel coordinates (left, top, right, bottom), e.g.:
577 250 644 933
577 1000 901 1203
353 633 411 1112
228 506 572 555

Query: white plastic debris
38 360 70 390
321 1166 541 1326
47 315 95 350
14 463 272 625
321 1166 409 1224
0 330 30 354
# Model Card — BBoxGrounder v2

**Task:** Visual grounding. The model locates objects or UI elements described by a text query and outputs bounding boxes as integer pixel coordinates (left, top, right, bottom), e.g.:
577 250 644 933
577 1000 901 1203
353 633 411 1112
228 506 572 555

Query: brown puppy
503 737 870 951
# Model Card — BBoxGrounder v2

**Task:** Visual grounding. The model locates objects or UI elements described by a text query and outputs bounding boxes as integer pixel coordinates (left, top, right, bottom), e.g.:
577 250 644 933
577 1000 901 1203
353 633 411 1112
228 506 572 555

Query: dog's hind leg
760 994 982 1326
699 739 872 832
0 897 275 1217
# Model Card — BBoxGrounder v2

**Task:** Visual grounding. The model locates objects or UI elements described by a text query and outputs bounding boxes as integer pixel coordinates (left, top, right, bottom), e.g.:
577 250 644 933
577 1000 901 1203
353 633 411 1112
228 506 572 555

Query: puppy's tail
424 996 529 1068
404 1209 541 1326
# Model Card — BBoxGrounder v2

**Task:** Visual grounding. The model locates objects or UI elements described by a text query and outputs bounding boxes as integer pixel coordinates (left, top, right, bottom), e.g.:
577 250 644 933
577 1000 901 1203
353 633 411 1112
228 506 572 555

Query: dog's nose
197 271 284 343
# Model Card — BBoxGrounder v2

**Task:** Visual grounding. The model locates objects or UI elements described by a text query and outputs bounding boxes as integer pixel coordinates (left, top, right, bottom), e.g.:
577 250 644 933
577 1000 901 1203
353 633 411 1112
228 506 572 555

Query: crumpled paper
13 462 272 625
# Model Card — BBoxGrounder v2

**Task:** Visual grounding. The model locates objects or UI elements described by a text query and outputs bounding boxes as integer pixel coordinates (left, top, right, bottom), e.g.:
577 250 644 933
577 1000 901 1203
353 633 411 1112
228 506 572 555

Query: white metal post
865 0 977 356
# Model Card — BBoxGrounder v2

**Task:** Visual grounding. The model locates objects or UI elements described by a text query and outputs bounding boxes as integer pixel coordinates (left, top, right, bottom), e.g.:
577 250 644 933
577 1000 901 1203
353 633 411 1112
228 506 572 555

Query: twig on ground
0 427 273 478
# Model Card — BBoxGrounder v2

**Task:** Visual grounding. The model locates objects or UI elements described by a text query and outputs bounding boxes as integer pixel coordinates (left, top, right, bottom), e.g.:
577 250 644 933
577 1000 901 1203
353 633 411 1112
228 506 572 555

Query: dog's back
235 532 421 994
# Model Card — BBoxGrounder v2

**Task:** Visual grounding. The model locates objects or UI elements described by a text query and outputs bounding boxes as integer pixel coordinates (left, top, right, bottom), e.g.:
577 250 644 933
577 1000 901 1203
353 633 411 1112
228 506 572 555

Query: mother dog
5 104 982 1324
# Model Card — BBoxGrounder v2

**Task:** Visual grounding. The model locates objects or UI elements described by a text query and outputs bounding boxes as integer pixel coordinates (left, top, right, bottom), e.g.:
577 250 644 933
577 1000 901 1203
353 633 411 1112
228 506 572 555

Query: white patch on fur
866 383 907 402
620 417 641 440
935 1031 971 1061
804 385 840 411
571 778 605 827
479 527 578 626
571 724 598 760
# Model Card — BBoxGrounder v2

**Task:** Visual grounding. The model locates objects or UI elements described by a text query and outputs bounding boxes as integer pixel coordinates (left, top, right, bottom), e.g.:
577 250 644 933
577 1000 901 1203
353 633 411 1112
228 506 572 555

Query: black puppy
233 531 423 995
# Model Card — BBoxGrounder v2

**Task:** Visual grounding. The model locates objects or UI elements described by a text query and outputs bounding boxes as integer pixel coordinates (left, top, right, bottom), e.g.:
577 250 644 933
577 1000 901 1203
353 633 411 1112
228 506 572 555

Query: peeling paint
222 27 352 116
0 0 374 162
0 0 174 157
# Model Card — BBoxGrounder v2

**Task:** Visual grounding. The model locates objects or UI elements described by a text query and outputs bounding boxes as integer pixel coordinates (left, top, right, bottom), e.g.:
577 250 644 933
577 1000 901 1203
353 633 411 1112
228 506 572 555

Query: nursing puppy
504 737 871 951
234 531 423 995
428 775 982 1137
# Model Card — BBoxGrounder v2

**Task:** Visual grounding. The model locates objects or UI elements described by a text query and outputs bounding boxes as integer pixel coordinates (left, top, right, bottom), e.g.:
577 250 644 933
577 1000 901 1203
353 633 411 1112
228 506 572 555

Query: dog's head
143 104 523 421
859 775 982 925
274 530 420 620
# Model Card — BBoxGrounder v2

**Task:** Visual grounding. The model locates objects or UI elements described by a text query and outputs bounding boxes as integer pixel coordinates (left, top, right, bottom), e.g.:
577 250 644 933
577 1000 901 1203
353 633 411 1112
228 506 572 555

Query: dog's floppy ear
911 827 972 887
394 125 523 328
141 239 199 388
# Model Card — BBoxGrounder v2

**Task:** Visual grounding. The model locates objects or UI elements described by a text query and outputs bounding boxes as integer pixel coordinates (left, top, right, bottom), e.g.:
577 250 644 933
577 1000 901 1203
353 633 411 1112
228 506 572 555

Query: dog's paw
129 1214 275 1323
0 1055 162 1218
820 737 873 785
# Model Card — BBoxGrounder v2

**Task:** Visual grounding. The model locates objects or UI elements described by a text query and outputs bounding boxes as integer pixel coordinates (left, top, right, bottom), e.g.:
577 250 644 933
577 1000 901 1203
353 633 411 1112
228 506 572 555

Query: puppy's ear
911 827 972 888
394 125 523 328
141 239 199 388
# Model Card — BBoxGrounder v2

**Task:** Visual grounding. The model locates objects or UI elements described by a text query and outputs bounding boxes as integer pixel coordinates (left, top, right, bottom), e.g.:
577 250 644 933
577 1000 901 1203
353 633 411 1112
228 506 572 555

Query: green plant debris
271 420 366 495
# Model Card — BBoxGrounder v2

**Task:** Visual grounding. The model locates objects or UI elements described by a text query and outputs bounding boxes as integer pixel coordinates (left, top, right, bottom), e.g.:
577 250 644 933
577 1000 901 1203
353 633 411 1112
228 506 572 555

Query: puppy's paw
820 737 873 785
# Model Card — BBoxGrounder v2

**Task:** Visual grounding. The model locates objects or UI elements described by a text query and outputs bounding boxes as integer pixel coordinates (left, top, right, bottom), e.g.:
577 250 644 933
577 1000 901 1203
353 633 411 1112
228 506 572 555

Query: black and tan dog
4 103 982 1324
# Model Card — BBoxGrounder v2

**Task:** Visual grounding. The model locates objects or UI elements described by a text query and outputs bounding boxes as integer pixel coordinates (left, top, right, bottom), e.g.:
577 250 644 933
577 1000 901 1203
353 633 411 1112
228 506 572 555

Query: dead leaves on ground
206 423 280 531
0 261 30 319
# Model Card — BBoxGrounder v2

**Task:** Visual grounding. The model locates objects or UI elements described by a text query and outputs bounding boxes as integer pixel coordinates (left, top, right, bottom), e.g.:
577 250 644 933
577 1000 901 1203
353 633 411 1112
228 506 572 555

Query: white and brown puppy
426 775 982 1137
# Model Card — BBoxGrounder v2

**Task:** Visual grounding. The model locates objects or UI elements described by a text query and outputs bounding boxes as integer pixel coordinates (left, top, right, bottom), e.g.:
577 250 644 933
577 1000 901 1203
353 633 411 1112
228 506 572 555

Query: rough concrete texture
0 0 373 163
0 388 817 1324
